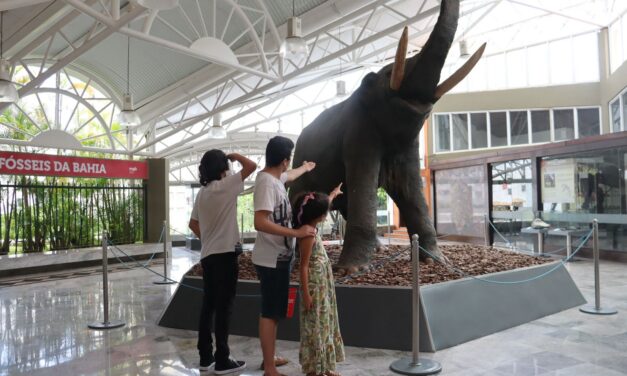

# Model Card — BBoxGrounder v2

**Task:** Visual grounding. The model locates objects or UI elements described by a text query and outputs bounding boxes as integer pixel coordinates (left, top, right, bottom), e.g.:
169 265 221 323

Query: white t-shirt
252 171 294 268
190 172 244 260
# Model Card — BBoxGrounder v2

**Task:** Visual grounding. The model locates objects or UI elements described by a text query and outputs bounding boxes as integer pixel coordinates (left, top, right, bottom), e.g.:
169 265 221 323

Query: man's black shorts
255 261 291 320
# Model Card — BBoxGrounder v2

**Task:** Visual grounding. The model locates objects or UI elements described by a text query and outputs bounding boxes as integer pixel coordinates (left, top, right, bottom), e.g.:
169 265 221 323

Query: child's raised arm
226 153 257 180
299 236 315 311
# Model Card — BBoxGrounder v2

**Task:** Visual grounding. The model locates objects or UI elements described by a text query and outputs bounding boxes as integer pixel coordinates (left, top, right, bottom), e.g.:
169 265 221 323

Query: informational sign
541 158 575 204
0 151 148 179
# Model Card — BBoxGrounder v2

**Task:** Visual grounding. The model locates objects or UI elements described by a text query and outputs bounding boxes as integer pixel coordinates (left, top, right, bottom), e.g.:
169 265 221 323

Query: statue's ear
356 72 379 106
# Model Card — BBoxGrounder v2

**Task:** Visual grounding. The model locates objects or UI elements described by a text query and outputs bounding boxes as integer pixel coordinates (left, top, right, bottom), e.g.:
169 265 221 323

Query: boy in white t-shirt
253 136 316 376
189 150 256 374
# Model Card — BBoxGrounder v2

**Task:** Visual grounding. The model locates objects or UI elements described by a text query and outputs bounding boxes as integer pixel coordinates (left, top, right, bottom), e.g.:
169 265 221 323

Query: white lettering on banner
72 162 107 175
0 152 143 178
0 157 56 172
5 156 16 170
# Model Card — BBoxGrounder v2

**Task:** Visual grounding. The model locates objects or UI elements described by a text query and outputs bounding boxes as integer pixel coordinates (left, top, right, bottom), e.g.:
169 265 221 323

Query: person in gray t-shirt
253 136 316 376
189 150 256 374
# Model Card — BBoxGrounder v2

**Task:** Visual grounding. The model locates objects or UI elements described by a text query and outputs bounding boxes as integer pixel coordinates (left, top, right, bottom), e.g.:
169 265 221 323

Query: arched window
0 65 127 153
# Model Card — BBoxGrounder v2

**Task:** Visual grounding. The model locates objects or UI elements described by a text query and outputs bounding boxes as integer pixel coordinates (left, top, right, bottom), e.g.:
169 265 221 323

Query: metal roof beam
133 1 440 154
506 0 605 28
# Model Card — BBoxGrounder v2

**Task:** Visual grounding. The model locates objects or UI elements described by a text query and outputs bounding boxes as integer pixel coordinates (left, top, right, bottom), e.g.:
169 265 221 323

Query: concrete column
598 27 611 134
145 158 169 244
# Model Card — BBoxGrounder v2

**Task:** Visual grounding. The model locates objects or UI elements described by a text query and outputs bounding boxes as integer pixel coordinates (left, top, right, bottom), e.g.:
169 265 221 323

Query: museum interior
1 0 627 375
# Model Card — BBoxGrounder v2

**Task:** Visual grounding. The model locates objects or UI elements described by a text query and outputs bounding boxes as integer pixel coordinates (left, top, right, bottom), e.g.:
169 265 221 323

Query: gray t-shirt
252 171 294 268
190 172 244 260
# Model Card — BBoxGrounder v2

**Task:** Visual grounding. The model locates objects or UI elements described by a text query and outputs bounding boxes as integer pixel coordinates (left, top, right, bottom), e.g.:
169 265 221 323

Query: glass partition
491 159 534 249
540 149 626 252
435 165 487 237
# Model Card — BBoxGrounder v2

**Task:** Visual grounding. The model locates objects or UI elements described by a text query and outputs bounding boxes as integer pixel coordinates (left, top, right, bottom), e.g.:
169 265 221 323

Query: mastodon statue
290 0 485 271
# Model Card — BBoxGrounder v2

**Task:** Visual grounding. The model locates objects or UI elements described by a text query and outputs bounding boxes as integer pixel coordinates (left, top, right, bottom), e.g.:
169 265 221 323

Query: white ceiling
1 0 626 181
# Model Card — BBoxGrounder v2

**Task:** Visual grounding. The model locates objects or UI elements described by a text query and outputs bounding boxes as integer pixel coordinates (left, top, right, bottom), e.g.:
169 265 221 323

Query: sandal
259 356 289 370
324 371 341 376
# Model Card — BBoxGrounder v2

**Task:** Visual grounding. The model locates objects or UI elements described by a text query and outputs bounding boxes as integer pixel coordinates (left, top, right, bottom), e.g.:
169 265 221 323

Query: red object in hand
286 287 297 318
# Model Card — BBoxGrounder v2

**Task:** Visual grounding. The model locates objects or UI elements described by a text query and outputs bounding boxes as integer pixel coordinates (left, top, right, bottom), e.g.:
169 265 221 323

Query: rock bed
186 244 553 286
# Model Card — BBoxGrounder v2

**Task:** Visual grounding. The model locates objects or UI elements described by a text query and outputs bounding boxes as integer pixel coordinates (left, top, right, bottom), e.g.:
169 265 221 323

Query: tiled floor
0 247 626 376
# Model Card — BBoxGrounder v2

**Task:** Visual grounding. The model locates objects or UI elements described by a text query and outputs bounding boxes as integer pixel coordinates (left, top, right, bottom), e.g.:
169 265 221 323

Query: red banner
0 152 148 179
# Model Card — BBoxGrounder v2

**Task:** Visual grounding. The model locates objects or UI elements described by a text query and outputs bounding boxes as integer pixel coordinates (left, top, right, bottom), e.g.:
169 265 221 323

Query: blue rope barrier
418 228 592 285
107 238 264 297
107 241 205 292
487 218 590 256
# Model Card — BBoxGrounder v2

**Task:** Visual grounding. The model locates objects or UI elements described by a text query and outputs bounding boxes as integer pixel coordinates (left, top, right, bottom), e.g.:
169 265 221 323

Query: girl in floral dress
293 184 345 376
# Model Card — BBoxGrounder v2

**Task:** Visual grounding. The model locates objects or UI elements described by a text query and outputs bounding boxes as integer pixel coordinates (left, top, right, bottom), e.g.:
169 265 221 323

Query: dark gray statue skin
290 0 485 270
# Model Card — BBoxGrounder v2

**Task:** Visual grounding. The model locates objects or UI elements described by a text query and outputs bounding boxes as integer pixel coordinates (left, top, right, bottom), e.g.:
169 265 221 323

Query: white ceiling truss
0 0 625 182
139 0 451 156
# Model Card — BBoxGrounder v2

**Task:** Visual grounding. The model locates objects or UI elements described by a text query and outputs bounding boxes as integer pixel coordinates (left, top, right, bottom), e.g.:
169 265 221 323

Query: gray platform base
158 262 585 352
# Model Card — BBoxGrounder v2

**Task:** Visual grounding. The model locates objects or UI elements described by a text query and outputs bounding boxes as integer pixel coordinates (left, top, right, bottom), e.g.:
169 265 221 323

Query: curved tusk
390 26 409 91
434 42 486 99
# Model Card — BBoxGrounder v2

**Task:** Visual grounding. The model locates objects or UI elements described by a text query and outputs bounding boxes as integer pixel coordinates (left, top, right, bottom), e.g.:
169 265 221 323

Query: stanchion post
390 235 442 375
566 233 572 261
154 220 176 285
484 214 490 247
537 232 544 255
580 219 617 315
388 210 392 246
88 231 125 330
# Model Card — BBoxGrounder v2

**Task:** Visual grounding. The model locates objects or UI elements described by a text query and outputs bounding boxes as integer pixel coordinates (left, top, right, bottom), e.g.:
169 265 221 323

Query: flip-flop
262 373 287 376
259 356 289 370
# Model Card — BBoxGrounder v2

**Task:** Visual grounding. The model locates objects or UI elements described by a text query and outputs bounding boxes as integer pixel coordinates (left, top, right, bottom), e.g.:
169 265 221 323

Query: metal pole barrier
580 219 617 315
339 217 345 246
566 233 572 262
89 231 125 330
537 231 544 255
390 234 442 375
388 210 392 246
154 220 176 285
241 213 244 241
484 214 490 247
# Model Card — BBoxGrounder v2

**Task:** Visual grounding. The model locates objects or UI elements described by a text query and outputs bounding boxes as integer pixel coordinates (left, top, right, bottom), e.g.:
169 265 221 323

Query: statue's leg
384 158 442 261
336 157 381 270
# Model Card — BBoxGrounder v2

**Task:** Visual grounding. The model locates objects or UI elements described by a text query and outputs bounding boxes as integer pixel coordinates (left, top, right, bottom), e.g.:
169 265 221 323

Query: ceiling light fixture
0 11 19 104
335 25 347 97
280 0 308 63
459 40 470 58
117 36 141 126
208 113 227 139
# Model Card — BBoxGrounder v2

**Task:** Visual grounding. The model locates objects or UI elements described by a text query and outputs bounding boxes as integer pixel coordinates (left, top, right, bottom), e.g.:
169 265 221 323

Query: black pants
197 252 238 363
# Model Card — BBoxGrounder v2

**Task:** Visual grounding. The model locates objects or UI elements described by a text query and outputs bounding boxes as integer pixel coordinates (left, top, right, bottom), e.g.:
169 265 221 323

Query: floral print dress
299 235 345 374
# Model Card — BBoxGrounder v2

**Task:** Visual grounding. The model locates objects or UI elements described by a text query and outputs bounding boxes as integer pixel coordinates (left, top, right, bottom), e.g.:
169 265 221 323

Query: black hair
292 192 330 228
265 136 294 167
198 149 228 186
